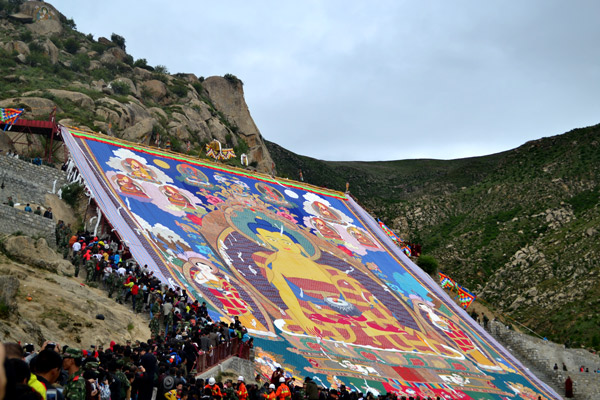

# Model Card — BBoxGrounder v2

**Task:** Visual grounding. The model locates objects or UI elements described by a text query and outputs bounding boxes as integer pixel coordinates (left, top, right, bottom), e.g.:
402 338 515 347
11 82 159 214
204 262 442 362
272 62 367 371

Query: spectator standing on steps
43 207 53 219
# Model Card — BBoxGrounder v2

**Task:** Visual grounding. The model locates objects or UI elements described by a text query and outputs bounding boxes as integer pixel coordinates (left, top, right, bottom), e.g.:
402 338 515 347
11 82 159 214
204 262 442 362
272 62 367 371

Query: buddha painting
224 210 460 356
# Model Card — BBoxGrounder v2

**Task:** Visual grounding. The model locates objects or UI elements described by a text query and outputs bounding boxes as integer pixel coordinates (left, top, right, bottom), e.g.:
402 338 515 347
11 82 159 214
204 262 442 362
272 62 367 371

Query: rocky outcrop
141 79 167 101
4 40 30 56
2 236 72 275
17 1 63 36
0 276 19 315
42 38 59 64
203 76 274 172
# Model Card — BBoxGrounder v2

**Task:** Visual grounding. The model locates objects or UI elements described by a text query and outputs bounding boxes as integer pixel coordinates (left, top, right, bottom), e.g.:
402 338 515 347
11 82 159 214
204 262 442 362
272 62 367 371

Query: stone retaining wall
488 320 600 399
0 204 55 247
0 154 67 206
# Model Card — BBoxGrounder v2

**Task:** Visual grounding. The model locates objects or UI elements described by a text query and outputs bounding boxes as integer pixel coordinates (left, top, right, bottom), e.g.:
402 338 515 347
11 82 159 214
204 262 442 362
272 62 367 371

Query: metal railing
194 338 252 373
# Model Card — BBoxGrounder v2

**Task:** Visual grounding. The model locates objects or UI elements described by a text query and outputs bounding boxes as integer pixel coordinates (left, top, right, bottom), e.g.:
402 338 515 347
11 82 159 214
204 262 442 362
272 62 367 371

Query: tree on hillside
417 255 439 276
111 33 126 51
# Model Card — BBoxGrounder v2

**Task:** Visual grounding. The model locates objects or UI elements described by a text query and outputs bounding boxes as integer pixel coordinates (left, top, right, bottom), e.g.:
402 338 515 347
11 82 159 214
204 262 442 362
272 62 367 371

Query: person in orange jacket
237 376 248 400
205 377 223 399
263 384 276 400
275 377 291 400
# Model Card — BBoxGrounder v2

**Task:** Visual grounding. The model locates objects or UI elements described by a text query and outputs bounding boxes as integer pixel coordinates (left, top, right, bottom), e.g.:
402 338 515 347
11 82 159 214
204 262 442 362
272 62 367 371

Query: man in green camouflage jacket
62 348 86 400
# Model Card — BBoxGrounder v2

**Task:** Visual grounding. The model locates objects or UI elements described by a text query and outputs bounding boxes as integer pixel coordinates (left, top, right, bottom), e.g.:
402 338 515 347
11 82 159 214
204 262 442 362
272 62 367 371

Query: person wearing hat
275 377 291 400
62 348 86 400
236 376 248 400
222 379 236 400
304 377 318 400
205 377 223 399
263 384 277 400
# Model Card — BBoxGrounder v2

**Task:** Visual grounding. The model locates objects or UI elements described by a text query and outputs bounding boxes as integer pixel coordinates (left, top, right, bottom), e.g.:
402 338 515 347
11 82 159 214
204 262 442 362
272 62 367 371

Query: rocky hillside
0 234 151 347
0 1 274 172
269 124 600 348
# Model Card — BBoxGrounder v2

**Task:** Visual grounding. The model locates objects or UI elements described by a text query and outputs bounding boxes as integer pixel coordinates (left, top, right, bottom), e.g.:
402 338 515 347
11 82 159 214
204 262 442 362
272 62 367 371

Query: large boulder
121 118 155 142
110 77 138 97
2 236 72 275
0 97 57 118
44 89 94 109
42 38 59 64
27 20 63 36
4 40 30 56
133 67 153 81
18 1 63 36
141 80 167 101
105 47 127 63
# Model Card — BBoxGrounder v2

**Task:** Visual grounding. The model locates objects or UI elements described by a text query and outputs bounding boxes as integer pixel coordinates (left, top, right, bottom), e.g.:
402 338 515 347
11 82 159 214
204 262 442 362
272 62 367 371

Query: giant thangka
62 126 560 400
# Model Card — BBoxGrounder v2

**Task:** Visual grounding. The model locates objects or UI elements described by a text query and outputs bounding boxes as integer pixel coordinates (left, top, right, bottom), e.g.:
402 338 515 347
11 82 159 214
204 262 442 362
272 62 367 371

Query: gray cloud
52 0 600 161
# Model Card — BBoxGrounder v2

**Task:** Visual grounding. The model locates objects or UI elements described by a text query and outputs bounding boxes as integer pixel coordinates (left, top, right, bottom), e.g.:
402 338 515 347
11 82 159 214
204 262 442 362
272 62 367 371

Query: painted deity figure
243 218 454 354
123 158 159 183
162 185 194 209
347 226 378 248
183 257 266 330
311 217 342 240
177 164 210 187
256 183 286 204
114 174 148 197
312 201 341 223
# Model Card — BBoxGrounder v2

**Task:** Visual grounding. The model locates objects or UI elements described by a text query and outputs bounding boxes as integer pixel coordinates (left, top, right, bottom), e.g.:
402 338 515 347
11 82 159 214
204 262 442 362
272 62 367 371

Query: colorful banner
61 127 560 400
0 108 24 130
439 272 476 309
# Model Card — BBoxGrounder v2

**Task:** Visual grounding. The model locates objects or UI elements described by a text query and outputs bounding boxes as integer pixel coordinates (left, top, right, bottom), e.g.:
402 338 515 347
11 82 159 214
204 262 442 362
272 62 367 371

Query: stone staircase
488 320 600 399
0 154 67 205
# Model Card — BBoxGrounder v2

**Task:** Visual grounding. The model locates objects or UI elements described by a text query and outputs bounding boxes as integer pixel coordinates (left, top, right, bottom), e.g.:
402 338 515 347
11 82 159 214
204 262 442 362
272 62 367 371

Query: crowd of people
1 339 455 400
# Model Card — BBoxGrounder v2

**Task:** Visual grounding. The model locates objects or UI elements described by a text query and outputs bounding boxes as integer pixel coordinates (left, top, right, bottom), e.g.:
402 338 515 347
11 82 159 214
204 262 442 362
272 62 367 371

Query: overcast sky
50 0 600 161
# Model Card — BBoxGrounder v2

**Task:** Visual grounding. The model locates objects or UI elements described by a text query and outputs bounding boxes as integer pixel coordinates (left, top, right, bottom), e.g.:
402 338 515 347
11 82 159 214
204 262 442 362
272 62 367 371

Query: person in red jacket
131 282 139 311
237 376 248 400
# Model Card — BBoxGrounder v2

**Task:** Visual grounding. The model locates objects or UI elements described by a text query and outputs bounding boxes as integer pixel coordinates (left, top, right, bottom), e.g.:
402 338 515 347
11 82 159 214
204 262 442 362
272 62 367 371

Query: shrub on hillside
71 53 90 72
169 82 188 98
110 33 126 50
61 182 84 208
111 80 131 96
133 58 154 71
63 37 79 54
417 255 439 276
224 73 243 86
155 65 169 75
